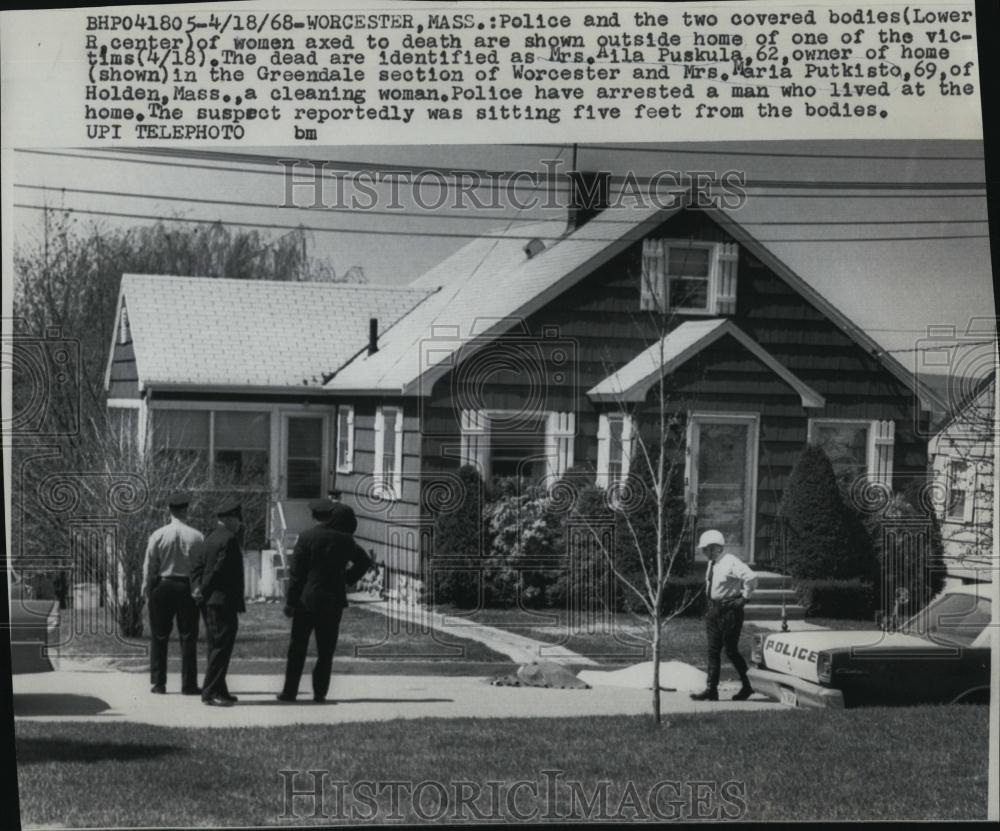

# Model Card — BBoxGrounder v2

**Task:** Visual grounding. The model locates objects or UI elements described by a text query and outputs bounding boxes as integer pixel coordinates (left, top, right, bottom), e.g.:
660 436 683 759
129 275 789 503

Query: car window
904 593 992 647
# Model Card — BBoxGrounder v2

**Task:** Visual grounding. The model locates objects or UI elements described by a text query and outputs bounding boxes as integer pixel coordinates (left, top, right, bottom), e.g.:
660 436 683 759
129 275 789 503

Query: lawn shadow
14 694 112 717
15 737 187 764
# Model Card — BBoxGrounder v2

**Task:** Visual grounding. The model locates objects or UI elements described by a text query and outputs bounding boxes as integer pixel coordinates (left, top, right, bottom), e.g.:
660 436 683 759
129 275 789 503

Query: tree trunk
652 620 662 724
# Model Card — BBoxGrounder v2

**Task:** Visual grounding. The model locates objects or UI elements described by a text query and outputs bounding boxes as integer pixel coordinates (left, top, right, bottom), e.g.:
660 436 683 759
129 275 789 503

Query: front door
689 413 759 562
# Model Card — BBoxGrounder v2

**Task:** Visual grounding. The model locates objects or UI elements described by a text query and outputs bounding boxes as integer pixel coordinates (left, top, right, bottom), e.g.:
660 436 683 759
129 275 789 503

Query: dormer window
640 239 739 315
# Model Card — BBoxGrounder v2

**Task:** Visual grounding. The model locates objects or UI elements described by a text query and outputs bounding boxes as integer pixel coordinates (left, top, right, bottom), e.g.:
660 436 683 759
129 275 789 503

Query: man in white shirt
690 529 758 702
143 492 204 695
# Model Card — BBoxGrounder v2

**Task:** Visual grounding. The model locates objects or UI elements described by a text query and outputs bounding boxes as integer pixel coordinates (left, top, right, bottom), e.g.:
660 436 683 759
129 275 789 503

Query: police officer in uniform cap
190 497 246 707
277 499 372 703
143 491 204 695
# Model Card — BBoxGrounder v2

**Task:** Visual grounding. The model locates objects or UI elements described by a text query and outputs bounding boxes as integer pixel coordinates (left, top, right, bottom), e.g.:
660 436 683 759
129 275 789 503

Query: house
928 372 996 585
104 180 942 597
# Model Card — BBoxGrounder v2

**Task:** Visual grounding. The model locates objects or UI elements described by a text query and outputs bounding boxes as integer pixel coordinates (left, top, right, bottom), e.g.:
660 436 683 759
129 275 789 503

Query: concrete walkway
349 595 601 667
12 669 781 727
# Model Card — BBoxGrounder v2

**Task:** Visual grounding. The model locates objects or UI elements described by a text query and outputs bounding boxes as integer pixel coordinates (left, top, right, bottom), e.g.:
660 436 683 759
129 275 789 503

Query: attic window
640 239 739 315
119 306 130 345
524 238 545 259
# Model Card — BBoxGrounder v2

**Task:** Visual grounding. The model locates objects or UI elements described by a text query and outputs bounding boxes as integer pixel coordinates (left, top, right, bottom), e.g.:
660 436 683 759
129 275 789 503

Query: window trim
374 405 404 501
596 412 633 489
807 418 895 489
642 239 737 316
665 240 716 315
335 405 355 474
944 458 975 524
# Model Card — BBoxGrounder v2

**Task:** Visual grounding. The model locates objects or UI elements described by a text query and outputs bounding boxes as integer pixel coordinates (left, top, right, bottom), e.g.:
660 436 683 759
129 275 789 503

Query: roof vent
524 238 546 259
368 317 379 356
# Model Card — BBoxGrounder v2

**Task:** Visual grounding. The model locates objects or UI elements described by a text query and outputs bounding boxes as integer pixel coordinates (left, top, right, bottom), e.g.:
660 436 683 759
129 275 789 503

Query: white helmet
698 529 726 549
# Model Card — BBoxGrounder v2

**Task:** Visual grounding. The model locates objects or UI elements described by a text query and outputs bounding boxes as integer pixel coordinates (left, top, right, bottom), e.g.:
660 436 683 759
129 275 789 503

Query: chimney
523 238 545 259
368 317 379 355
565 170 610 234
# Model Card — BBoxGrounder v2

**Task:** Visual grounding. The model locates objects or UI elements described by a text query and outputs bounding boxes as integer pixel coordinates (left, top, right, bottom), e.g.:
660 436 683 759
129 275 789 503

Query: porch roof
109 274 434 391
586 318 827 408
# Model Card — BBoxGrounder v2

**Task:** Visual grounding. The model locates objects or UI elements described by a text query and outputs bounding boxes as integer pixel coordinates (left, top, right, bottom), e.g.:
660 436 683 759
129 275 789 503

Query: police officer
143 492 204 695
690 529 758 702
277 500 372 703
191 497 245 707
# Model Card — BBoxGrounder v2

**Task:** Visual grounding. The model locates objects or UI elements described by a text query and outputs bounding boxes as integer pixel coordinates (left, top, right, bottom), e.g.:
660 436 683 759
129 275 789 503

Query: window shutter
460 410 490 478
620 415 634 480
640 238 665 312
373 408 385 496
596 414 610 488
392 411 404 499
867 419 895 487
713 242 739 315
345 407 354 472
545 411 575 483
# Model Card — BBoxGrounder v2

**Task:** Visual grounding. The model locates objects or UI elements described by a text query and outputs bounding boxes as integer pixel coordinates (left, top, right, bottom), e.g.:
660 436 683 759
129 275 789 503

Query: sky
10 140 995 378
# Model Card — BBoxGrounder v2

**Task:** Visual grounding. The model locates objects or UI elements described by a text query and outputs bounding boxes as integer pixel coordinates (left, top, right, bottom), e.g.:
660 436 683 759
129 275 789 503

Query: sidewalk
12 669 781 728
349 594 601 667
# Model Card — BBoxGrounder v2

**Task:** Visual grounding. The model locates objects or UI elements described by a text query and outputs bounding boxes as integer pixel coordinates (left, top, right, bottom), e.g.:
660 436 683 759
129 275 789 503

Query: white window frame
641 239 739 316
807 418 895 489
335 405 355 474
459 408 574 486
945 458 974 524
596 412 634 489
374 406 404 501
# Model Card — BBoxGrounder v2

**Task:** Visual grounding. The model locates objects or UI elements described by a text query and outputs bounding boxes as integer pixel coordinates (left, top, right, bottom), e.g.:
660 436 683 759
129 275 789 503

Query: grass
15 706 989 824
56 603 513 674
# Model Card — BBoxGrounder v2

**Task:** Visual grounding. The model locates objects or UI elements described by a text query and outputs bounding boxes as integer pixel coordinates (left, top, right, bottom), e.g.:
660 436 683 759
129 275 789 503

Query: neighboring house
928 372 996 585
105 182 942 594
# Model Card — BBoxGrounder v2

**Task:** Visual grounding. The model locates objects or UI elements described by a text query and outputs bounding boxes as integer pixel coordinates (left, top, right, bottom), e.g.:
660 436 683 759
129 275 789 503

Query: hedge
795 579 877 621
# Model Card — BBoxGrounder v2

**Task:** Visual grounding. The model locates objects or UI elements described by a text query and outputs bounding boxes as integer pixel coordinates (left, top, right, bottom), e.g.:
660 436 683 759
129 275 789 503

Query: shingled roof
107 274 434 391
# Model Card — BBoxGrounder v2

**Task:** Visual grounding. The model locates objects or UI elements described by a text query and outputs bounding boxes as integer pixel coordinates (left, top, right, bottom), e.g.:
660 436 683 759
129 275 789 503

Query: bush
795 579 876 620
426 465 486 608
863 490 947 622
780 445 875 580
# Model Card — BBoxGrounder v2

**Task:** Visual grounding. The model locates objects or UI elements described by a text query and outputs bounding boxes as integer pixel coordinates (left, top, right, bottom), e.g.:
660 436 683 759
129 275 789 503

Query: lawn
15 706 989 824
56 603 513 675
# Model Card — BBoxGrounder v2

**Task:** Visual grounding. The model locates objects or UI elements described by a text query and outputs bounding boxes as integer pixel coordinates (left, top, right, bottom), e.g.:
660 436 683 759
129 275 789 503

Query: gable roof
324 199 684 394
587 318 826 408
104 274 434 392
325 193 943 412
931 371 996 437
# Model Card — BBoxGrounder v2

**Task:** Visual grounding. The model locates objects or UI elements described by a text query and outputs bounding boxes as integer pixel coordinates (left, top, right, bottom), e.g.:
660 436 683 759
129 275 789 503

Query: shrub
795 579 877 620
863 490 947 622
780 445 875 580
426 465 486 608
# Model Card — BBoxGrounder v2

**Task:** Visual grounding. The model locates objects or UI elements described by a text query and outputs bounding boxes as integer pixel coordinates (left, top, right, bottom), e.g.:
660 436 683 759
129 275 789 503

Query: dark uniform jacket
191 526 246 613
286 506 372 614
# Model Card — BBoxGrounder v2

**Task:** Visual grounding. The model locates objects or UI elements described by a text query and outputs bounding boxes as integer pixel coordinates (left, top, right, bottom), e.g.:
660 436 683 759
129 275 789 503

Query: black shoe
150 685 166 695
219 693 238 703
276 693 296 703
202 695 234 707
181 687 202 696
690 689 719 701
313 696 332 704
732 684 755 701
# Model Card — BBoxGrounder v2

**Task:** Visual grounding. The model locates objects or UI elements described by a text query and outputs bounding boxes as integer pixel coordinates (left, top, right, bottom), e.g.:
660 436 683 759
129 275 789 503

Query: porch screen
152 410 210 470
286 417 323 499
214 411 269 486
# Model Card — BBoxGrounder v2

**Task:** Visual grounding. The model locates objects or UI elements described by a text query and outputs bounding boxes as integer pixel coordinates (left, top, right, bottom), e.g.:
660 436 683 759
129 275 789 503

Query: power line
13 202 992 244
17 148 989 195
14 184 989 228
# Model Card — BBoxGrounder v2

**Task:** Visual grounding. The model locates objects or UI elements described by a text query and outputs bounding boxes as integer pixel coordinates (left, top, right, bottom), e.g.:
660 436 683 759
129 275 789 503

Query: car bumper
747 667 845 709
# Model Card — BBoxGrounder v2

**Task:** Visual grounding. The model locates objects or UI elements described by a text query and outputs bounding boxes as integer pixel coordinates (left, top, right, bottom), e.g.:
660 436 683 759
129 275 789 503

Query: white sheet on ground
577 661 706 692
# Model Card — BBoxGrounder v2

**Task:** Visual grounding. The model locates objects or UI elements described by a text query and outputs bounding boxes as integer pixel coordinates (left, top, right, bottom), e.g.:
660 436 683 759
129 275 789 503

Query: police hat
165 491 192 509
216 497 243 518
309 498 336 516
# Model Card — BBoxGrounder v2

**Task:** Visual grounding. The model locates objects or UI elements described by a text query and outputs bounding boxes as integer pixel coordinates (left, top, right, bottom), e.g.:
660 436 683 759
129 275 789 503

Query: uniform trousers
705 599 750 691
281 605 344 700
202 605 238 700
148 576 199 691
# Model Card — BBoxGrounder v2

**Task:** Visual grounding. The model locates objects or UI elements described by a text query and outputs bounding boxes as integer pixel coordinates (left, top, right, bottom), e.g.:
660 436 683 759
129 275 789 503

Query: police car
747 587 992 708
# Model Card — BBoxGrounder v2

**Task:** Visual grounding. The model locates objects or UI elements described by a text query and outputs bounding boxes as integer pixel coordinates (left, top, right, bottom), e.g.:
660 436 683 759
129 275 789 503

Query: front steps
745 570 805 621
